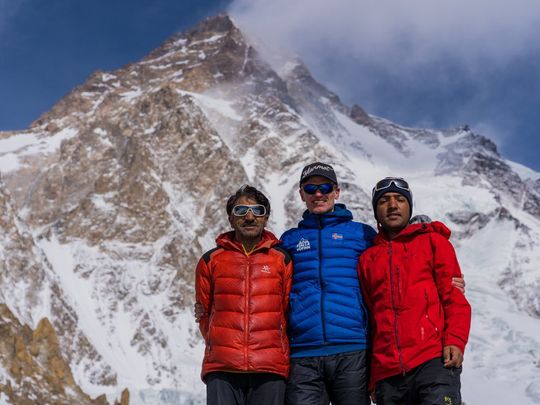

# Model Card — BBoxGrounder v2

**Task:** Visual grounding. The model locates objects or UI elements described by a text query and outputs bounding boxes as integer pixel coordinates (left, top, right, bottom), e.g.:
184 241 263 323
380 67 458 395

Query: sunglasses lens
319 183 334 194
232 205 249 216
232 205 266 216
303 183 334 195
250 205 266 216
396 179 409 189
303 184 317 194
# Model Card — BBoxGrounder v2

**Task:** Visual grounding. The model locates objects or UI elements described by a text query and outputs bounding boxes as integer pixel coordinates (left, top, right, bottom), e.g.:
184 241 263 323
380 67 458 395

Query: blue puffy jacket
280 204 376 356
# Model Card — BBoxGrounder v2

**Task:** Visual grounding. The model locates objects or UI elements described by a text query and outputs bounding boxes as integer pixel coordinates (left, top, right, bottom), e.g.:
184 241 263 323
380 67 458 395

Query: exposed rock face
0 304 108 404
0 179 45 320
0 177 117 392
349 104 372 126
0 12 539 404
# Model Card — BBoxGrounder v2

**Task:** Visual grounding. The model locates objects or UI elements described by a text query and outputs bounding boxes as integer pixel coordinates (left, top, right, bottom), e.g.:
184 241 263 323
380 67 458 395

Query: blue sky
1 0 539 171
0 0 231 128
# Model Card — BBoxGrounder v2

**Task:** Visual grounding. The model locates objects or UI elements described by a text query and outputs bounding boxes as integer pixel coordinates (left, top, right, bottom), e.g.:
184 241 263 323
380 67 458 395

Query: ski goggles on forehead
231 204 267 217
302 183 335 195
372 177 410 196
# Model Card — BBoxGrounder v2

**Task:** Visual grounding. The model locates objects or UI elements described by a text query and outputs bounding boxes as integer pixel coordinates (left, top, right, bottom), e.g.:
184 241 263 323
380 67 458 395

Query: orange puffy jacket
358 221 471 390
195 230 293 381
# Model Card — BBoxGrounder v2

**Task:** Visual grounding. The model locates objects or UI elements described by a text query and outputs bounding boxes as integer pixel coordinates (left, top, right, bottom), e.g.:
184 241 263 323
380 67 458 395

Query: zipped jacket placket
388 241 406 374
244 254 251 370
317 216 327 343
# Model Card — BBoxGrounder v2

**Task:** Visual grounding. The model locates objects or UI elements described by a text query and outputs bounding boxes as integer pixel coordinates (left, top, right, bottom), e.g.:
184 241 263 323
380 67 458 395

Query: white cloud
228 0 540 170
229 0 540 68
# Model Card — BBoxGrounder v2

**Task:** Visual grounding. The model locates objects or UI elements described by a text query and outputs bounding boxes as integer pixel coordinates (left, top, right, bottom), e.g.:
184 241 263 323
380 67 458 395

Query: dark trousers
206 372 286 405
375 357 462 405
285 350 369 405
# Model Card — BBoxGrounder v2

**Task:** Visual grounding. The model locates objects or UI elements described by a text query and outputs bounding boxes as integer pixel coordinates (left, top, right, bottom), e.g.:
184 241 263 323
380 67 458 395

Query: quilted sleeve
431 234 472 353
195 256 212 340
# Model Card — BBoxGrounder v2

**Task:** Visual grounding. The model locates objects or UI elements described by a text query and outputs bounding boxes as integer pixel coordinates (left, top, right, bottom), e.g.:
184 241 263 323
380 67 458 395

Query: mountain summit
0 13 539 404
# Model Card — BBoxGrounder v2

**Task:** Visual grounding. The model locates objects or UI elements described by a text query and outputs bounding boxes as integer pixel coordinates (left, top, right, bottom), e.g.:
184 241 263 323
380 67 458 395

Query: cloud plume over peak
229 0 540 171
230 0 540 66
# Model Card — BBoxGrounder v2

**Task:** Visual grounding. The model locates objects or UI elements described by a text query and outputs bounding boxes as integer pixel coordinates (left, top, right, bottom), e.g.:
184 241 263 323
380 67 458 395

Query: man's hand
443 345 463 368
194 303 206 322
451 277 466 294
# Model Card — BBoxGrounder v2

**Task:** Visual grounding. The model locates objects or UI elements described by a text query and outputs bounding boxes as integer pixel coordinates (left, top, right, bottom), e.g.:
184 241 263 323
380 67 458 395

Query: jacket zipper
318 217 327 343
388 241 406 374
245 255 251 370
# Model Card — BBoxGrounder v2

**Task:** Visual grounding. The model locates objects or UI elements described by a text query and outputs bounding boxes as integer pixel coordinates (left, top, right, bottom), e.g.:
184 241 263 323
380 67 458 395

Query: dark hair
226 185 271 216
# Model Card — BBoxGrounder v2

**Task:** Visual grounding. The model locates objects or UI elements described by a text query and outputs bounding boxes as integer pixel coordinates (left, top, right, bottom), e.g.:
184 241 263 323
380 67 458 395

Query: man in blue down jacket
280 162 376 405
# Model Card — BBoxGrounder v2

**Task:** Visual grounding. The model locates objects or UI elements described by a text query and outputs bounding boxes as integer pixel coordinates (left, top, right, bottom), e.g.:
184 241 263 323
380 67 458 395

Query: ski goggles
302 183 335 195
372 177 410 197
231 204 267 217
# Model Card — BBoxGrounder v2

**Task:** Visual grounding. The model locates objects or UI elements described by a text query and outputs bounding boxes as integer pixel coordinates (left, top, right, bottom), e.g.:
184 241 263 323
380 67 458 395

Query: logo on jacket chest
332 233 343 240
296 238 311 252
261 264 271 273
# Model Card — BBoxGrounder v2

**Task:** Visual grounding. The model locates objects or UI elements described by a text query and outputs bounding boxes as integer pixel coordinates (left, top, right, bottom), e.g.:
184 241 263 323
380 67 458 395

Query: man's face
376 192 410 235
300 175 340 215
228 195 268 244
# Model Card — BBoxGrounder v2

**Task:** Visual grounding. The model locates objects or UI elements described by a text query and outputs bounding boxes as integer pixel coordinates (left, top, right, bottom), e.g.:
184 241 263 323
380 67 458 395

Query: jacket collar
216 229 279 254
299 203 353 229
374 220 451 245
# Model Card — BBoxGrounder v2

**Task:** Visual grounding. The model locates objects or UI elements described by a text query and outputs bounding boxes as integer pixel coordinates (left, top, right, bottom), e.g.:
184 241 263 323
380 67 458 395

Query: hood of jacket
215 229 280 253
298 203 353 229
374 220 451 245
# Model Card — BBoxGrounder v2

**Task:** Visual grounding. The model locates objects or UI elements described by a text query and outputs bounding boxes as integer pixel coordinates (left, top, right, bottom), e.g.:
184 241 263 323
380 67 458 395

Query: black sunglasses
302 183 335 195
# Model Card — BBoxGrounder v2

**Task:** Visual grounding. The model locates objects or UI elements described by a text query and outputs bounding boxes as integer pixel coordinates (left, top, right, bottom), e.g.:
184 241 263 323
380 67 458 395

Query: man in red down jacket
195 185 293 405
357 177 471 405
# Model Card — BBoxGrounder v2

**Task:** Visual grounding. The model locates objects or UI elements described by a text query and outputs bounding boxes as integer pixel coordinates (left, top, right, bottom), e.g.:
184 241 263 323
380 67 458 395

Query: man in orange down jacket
195 185 293 405
357 177 472 405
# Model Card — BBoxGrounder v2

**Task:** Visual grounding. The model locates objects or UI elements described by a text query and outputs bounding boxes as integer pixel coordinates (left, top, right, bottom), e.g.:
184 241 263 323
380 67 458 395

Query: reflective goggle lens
232 204 267 217
372 177 410 196
302 183 335 195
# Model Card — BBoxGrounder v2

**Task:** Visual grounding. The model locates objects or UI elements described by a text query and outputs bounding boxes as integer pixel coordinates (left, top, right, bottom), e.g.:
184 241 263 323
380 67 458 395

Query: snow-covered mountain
0 13 539 404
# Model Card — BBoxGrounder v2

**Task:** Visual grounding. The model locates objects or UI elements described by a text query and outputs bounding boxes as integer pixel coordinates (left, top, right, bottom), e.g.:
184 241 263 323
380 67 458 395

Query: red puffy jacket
357 221 471 389
195 230 293 381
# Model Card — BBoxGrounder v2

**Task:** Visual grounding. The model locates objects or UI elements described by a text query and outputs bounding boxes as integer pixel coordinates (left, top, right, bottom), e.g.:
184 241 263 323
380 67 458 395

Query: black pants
375 357 462 405
206 372 286 405
285 350 369 405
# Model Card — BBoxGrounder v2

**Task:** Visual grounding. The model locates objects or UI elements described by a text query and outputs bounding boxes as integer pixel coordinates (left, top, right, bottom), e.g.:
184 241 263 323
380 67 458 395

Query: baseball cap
299 162 338 185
